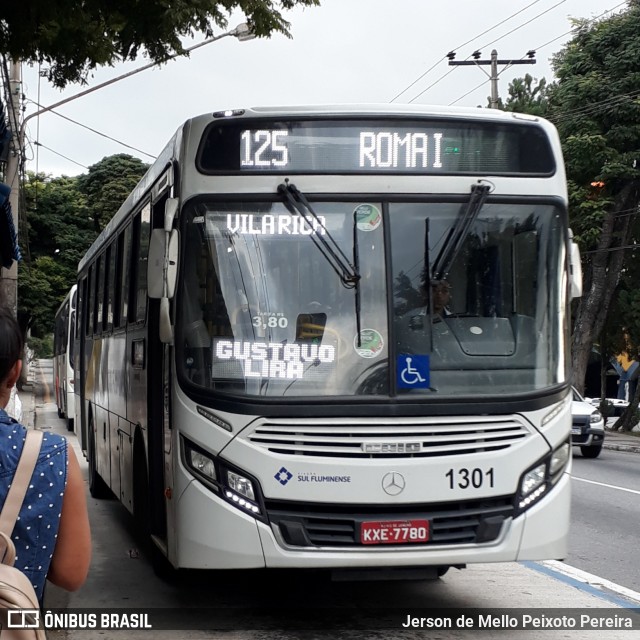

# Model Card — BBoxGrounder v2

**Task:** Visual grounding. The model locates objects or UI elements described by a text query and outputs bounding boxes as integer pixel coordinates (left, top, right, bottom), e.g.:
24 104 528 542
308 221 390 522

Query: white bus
76 105 582 579
53 283 77 432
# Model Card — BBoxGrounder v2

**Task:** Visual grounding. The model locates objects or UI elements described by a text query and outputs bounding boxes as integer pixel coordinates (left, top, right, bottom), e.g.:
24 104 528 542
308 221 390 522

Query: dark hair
0 306 23 383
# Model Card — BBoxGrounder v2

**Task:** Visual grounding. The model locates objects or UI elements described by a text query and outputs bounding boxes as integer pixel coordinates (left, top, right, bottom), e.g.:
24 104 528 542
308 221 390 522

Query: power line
475 0 568 52
389 0 545 102
447 1 628 108
449 78 487 106
32 141 88 169
549 88 640 121
411 0 624 105
25 99 156 159
406 0 572 103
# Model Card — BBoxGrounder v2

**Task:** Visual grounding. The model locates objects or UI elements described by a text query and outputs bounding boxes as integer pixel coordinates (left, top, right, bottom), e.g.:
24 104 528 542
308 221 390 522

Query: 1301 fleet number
445 467 495 490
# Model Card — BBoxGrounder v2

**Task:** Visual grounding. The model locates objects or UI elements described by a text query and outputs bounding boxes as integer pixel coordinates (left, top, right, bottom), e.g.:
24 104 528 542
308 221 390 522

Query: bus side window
86 267 93 337
77 277 85 343
119 224 133 325
95 257 103 335
105 243 115 332
132 204 151 323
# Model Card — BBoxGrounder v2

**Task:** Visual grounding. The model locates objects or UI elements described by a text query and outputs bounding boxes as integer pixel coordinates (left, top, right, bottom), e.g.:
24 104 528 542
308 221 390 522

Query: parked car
571 387 605 458
584 395 629 417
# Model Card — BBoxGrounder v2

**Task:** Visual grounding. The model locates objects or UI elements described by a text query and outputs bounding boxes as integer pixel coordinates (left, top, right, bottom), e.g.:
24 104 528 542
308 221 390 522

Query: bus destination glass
197 119 556 175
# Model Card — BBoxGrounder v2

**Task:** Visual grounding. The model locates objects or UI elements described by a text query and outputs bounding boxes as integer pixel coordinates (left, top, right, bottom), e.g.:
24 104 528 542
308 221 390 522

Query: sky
18 0 628 177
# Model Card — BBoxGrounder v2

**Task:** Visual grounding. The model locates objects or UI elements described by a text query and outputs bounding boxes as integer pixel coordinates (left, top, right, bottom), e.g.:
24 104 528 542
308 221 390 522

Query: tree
77 154 149 234
545 3 640 393
17 154 149 339
609 249 640 431
0 1 319 88
493 73 550 116
18 172 90 337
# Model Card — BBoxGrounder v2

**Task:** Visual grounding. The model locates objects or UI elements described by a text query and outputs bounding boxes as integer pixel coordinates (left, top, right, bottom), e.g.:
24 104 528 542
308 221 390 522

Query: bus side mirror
148 229 179 299
165 198 178 232
568 230 582 299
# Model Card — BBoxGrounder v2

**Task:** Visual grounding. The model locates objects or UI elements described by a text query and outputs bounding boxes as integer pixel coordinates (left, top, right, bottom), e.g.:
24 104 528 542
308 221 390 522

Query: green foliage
28 334 54 359
17 154 149 337
500 74 550 116
0 1 320 87
77 154 149 233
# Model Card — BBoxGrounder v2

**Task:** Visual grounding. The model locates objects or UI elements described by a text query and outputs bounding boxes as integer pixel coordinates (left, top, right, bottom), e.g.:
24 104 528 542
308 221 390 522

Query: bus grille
245 416 530 458
266 497 514 547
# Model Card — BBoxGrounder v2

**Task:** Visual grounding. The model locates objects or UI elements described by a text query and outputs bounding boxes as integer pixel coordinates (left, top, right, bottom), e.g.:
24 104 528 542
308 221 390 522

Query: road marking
572 475 640 496
527 560 640 607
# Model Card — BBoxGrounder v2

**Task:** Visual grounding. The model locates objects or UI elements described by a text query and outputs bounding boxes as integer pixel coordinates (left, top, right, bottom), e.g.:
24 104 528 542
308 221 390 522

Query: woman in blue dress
0 305 91 603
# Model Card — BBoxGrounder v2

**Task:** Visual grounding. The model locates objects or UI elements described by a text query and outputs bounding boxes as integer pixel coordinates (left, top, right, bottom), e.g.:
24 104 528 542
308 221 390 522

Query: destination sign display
197 118 555 175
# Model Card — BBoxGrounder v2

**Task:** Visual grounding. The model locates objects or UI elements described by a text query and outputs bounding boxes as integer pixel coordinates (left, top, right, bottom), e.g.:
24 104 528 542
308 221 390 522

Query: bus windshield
177 199 567 399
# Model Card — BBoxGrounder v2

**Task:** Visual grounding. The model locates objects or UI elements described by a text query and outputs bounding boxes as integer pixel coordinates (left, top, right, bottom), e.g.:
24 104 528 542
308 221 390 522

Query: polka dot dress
0 409 67 603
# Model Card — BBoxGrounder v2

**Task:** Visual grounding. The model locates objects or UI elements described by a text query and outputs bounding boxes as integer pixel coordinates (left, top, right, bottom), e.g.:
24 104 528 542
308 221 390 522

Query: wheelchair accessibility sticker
397 354 430 389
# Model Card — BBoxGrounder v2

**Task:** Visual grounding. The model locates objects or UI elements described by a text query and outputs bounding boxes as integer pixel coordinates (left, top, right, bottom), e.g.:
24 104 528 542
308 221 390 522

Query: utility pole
447 49 536 109
0 59 21 312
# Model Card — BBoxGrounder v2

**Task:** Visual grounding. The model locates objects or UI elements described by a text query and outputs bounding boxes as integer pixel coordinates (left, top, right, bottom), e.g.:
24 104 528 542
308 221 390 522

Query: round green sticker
354 204 382 232
354 328 384 358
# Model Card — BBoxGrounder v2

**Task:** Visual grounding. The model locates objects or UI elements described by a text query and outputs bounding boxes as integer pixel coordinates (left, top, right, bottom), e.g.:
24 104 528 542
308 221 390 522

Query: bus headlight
515 439 570 514
184 442 217 484
521 463 546 497
227 470 256 501
181 436 264 519
221 466 262 516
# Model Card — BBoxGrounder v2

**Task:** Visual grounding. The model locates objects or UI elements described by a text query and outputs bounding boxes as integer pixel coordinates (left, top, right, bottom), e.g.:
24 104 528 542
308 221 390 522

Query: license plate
360 519 429 545
571 427 581 435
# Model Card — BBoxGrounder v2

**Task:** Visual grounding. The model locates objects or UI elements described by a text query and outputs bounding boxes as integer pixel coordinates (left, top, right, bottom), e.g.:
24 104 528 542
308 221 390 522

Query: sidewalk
602 426 640 454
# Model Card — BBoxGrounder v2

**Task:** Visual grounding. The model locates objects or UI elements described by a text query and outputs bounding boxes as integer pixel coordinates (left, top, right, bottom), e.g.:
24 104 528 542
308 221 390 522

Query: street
569 452 640 592
25 360 640 639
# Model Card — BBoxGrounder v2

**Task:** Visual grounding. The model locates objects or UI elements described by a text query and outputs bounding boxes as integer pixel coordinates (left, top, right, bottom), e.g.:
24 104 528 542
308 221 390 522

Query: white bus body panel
170 388 571 569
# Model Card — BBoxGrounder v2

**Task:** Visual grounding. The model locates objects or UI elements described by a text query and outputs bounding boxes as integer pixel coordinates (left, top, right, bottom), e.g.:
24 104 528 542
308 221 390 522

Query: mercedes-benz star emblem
382 472 406 496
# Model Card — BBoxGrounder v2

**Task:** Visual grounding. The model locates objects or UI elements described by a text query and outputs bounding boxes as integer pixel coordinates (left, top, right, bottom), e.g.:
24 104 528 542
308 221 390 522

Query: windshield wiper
431 181 491 281
278 181 361 288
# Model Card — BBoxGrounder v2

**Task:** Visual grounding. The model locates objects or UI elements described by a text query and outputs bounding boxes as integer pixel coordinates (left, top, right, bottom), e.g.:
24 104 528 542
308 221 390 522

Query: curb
603 443 640 454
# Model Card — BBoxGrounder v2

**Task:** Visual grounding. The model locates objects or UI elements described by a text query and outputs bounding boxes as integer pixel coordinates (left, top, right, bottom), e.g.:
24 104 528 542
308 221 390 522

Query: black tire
436 566 450 578
133 442 178 582
88 418 111 499
57 407 64 419
581 444 602 459
66 418 74 432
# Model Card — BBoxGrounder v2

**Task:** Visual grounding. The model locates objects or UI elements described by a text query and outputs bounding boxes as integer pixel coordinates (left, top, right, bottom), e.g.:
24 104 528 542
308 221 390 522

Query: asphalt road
568 450 640 592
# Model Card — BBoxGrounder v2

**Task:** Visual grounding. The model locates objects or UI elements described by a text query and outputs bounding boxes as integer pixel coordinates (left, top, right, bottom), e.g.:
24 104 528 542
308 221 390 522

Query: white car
571 387 605 458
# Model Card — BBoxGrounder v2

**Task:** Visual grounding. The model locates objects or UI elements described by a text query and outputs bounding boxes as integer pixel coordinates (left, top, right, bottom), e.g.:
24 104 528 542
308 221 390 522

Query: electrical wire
408 1 573 104
447 1 628 107
389 0 546 102
415 1 626 106
475 0 568 52
25 99 156 159
32 141 88 169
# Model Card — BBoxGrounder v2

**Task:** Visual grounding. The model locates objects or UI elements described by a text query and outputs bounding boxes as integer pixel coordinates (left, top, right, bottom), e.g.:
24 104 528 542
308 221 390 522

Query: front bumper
173 471 570 569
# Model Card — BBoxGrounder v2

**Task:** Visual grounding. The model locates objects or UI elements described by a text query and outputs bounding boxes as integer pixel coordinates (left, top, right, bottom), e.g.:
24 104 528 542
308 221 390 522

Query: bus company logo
274 467 293 486
382 472 406 496
7 609 40 629
362 441 422 454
